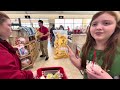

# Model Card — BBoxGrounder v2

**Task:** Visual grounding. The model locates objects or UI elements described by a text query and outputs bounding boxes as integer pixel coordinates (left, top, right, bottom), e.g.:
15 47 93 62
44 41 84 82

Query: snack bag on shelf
21 58 31 67
53 30 69 59
15 37 28 45
14 44 29 56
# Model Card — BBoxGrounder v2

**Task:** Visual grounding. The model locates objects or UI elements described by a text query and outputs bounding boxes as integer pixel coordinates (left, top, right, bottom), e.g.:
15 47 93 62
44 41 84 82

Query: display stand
8 28 40 70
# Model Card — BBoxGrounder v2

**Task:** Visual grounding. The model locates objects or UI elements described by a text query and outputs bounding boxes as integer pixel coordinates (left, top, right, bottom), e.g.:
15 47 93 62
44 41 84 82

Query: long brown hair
81 11 120 70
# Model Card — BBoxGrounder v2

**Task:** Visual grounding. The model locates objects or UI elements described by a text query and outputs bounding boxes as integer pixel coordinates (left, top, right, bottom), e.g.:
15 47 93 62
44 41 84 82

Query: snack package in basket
53 30 69 59
37 67 67 79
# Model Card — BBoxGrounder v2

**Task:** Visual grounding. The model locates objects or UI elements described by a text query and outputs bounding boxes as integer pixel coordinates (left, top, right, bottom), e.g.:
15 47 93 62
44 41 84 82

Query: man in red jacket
0 12 36 79
38 20 50 61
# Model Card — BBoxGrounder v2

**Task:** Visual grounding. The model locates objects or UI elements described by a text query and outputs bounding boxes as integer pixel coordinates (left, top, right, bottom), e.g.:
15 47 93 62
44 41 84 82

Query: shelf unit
20 54 31 60
20 40 40 70
21 63 33 70
8 28 40 70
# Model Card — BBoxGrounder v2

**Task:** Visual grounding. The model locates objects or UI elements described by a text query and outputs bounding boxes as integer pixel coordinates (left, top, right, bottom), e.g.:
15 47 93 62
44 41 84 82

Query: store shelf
8 27 40 70
24 43 31 46
22 63 33 70
30 40 36 43
24 40 36 46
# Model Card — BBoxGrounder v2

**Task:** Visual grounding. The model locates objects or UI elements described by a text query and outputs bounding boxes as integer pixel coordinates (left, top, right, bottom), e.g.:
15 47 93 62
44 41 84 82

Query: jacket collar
0 38 16 54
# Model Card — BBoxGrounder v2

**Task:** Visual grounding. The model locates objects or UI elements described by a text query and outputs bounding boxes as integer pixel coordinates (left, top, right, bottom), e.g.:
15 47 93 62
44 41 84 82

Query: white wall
7 14 93 19
5 11 120 20
7 11 120 29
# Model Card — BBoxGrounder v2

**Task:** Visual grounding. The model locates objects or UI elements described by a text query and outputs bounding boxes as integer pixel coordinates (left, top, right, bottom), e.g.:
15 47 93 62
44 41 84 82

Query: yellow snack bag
53 30 68 59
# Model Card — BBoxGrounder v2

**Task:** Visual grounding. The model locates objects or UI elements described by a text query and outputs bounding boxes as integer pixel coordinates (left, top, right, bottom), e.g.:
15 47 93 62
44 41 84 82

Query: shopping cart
36 67 67 79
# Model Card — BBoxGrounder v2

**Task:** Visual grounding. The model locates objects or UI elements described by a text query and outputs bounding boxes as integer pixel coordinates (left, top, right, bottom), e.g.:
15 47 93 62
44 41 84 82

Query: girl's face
90 13 117 42
0 19 12 40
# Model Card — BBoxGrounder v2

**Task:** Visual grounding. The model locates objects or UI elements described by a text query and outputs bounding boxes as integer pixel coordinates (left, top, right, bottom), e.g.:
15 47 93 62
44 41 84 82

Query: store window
55 19 65 29
10 18 49 29
87 19 91 23
73 19 82 29
33 23 39 28
21 18 49 28
11 18 20 29
43 23 49 28
55 18 91 31
64 19 73 30
74 19 82 24
11 26 19 29
21 23 31 27
82 19 91 29
55 19 83 31
11 18 19 24
64 24 73 31
64 19 73 23
74 24 82 29
55 19 64 24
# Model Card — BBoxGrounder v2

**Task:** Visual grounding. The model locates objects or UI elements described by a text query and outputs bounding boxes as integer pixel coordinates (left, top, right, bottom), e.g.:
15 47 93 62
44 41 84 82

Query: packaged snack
37 67 67 79
53 30 68 59
21 58 31 67
15 44 29 56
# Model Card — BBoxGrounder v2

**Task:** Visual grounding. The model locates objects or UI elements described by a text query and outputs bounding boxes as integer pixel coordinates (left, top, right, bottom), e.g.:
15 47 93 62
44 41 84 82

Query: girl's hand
67 45 75 57
86 63 112 79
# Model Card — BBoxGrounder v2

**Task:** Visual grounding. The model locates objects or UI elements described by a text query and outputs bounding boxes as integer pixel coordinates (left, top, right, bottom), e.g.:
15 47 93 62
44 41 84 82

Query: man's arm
43 32 50 37
41 27 50 37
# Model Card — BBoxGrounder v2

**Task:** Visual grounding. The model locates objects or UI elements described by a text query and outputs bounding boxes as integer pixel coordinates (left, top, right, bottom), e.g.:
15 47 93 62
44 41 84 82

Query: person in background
59 25 64 30
67 26 70 32
0 12 37 79
56 27 59 30
50 24 56 47
38 20 49 61
67 11 120 79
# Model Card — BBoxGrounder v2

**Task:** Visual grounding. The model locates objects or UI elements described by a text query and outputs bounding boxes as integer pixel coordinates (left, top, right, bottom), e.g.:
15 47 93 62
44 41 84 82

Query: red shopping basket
37 67 67 79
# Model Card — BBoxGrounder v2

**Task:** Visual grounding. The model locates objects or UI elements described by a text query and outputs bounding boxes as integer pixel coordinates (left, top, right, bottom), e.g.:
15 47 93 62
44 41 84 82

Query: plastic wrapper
21 58 31 67
36 31 43 41
14 44 29 56
53 30 69 59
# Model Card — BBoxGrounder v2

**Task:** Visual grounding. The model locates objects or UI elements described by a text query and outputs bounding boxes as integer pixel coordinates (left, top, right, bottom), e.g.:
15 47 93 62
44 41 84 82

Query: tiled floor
29 39 83 79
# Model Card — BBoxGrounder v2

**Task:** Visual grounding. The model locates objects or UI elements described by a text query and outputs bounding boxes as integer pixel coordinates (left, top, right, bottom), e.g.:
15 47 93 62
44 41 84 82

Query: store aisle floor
29 39 83 79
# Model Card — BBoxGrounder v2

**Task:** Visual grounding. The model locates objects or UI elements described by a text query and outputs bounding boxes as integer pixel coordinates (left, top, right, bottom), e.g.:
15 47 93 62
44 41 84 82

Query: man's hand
40 34 44 38
40 32 50 38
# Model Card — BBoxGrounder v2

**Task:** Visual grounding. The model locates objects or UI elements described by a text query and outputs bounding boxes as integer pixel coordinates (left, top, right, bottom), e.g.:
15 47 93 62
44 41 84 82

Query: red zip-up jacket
0 39 33 79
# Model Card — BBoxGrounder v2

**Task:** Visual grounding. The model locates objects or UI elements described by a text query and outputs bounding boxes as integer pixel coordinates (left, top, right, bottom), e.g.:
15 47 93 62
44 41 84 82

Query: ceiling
2 11 99 15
